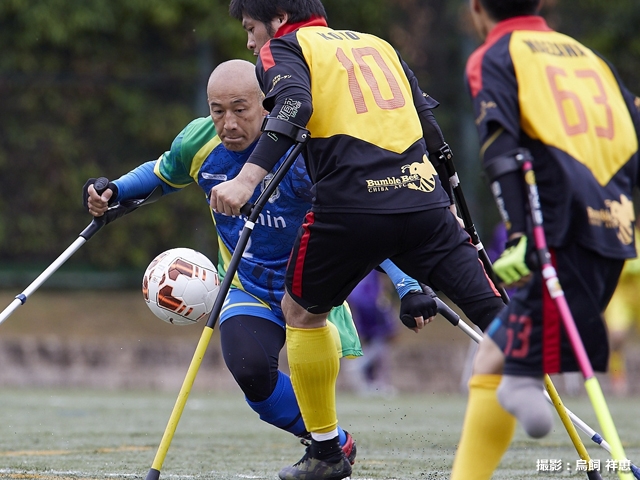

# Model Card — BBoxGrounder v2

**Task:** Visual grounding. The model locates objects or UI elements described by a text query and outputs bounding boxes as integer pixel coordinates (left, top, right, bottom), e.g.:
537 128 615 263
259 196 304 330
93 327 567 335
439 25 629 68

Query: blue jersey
148 117 362 358
154 117 312 320
112 117 362 356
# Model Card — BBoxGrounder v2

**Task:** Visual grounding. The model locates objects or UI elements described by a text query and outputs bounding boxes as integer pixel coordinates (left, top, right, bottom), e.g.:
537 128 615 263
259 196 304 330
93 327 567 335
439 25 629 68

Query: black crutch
437 144 510 303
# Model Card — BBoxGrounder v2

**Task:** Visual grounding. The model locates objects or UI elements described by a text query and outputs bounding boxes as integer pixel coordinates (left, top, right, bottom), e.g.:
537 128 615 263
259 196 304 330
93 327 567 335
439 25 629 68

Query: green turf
0 388 638 479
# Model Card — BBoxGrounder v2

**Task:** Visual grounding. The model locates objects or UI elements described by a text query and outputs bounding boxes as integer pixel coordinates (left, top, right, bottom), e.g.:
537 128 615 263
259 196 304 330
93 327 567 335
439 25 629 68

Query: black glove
82 177 118 209
399 288 438 329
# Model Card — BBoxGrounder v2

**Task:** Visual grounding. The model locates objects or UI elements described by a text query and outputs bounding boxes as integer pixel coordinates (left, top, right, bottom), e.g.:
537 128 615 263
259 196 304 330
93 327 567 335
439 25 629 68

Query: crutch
144 120 309 480
440 146 605 480
0 178 162 325
438 144 509 303
517 150 633 480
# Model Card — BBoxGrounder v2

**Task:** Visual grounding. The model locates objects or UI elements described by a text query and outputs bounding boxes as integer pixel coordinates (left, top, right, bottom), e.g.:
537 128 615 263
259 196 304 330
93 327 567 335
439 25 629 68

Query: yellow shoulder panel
296 28 423 153
510 30 637 186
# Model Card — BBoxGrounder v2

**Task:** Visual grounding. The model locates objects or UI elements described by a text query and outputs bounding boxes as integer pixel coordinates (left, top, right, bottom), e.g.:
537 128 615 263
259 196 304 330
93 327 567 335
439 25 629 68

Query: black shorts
488 242 623 376
285 207 501 325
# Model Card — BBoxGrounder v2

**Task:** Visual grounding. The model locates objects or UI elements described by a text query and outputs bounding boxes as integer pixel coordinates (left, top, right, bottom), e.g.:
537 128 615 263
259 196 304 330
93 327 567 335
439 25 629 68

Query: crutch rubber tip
145 468 161 480
586 469 603 480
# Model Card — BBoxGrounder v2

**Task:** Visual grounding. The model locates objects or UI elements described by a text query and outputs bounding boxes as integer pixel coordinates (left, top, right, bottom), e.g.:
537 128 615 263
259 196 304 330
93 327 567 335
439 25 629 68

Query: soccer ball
142 248 220 325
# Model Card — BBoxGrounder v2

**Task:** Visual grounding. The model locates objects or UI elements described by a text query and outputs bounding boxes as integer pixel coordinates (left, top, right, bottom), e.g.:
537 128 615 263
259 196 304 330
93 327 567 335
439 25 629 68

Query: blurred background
0 0 639 394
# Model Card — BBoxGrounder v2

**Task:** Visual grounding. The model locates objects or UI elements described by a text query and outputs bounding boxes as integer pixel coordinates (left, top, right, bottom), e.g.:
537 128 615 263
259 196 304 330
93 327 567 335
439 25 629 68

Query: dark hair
229 0 327 24
479 0 540 21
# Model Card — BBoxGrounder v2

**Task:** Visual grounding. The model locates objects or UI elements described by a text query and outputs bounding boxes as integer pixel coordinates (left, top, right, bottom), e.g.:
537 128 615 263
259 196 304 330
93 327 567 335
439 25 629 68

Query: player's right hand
82 178 114 217
209 177 253 216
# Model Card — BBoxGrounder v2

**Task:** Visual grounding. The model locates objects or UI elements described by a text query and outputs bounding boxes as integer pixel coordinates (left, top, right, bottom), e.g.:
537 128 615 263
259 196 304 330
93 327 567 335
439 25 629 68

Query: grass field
1 388 639 480
1 291 639 479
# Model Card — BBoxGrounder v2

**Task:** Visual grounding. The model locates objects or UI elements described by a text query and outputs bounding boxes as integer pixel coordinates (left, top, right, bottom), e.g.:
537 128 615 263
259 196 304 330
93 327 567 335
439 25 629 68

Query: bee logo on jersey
261 173 281 203
587 194 635 245
401 155 437 192
365 155 437 193
475 100 497 125
606 195 635 245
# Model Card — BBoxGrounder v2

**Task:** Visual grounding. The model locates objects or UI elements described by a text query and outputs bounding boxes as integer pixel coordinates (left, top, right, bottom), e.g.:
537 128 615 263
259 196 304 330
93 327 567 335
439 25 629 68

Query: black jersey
255 18 451 215
466 16 640 259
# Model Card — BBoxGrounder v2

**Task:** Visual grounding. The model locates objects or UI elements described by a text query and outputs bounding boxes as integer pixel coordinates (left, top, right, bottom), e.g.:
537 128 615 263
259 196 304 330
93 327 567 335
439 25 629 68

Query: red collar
274 15 328 38
485 16 551 46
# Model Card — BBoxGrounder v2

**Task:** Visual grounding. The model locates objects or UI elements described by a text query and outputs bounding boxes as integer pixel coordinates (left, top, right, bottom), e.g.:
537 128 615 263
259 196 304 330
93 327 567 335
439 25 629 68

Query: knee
282 292 329 329
281 293 305 327
228 362 275 401
226 357 263 385
472 336 504 375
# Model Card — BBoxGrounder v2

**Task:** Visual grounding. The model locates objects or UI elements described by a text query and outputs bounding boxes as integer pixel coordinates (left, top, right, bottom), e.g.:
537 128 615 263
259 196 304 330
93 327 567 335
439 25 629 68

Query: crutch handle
93 177 110 195
400 284 461 329
240 202 253 217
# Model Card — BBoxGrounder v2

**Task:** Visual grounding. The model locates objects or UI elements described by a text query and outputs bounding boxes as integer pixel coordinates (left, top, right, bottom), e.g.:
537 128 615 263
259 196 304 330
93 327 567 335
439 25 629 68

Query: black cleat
278 453 351 480
299 431 357 465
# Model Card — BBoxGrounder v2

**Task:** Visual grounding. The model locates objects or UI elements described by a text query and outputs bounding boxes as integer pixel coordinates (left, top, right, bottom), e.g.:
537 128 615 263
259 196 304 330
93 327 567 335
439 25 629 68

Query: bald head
207 59 266 151
207 59 263 100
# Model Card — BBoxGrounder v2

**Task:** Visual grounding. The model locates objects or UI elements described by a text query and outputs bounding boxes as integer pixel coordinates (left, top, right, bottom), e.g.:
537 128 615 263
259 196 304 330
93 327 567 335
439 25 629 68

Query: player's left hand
493 235 533 287
399 288 438 333
209 178 254 216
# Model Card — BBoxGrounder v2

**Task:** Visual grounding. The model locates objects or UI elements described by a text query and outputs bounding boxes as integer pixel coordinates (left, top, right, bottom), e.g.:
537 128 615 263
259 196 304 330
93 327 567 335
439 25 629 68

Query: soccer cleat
278 448 352 480
299 432 357 466
341 431 357 465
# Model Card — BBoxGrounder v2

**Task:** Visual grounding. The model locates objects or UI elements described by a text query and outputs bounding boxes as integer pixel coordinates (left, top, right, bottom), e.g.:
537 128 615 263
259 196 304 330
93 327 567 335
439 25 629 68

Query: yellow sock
287 325 340 433
451 374 516 480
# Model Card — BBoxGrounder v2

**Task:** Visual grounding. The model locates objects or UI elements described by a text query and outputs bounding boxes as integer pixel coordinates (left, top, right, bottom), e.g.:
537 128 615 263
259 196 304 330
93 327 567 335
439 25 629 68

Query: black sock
311 437 343 463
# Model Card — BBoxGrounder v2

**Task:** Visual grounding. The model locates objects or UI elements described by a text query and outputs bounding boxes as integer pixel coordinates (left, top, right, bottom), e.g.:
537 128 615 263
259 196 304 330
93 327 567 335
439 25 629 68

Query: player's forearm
248 90 312 172
419 108 447 156
481 125 528 236
247 131 295 173
378 259 421 298
235 162 270 192
113 160 175 201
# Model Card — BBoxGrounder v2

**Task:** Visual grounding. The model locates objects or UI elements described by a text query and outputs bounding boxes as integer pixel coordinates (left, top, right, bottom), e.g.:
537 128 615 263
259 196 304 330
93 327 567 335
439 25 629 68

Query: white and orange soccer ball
142 248 220 325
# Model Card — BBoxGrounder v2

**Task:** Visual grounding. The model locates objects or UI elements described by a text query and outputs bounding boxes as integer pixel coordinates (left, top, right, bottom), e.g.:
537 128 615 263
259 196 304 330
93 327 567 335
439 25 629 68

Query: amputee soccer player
85 59 438 473
214 1 505 479
451 1 640 478
87 59 363 465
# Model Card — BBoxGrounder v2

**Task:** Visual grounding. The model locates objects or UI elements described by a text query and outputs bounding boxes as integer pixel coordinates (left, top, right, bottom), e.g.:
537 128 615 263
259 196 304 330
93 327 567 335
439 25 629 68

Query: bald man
83 59 361 462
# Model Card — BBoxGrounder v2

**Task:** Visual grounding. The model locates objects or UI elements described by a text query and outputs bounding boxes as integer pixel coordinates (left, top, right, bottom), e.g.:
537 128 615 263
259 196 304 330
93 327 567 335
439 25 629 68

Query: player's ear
276 12 288 26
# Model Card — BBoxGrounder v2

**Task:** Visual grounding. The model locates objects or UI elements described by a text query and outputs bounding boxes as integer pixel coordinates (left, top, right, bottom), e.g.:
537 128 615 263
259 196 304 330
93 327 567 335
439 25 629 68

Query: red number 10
336 46 406 114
